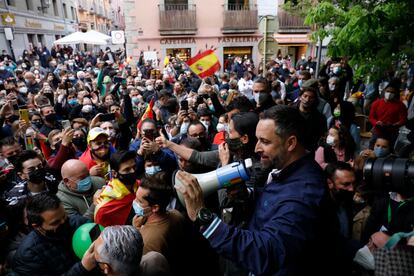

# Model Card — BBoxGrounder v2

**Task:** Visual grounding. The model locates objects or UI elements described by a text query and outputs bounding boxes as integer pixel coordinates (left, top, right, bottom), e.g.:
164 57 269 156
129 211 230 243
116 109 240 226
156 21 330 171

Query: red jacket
369 98 407 136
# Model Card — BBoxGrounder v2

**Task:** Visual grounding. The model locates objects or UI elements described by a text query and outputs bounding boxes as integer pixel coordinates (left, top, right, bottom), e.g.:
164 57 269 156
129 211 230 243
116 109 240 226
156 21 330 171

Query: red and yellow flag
186 49 221 79
137 97 155 131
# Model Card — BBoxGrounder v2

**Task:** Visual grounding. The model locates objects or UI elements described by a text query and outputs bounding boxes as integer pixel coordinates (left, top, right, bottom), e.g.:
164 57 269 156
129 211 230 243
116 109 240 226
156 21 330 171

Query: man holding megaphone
174 105 337 276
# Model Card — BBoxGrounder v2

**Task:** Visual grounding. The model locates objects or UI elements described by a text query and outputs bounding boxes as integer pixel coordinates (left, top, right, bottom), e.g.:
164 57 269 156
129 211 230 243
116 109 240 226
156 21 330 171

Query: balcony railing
277 10 310 33
222 4 257 34
158 4 197 35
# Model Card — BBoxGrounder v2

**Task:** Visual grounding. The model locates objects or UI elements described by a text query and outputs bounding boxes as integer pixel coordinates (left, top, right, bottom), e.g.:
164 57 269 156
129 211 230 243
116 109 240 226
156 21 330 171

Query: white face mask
216 123 227 133
146 85 154 91
384 92 395 100
81 104 93 113
326 135 335 146
200 120 210 130
180 122 189 134
329 84 336 91
19 87 28 94
353 245 375 271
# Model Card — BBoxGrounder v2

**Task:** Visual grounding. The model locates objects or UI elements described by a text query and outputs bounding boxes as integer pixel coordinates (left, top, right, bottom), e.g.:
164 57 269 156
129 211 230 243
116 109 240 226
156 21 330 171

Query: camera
363 157 414 197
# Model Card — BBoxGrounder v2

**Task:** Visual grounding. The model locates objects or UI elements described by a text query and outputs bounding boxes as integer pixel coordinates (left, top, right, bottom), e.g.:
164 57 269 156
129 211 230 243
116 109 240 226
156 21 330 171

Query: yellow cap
87 127 108 144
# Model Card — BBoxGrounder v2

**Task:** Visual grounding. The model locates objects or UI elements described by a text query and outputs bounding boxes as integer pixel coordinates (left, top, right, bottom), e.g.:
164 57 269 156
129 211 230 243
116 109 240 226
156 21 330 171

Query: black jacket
12 215 90 276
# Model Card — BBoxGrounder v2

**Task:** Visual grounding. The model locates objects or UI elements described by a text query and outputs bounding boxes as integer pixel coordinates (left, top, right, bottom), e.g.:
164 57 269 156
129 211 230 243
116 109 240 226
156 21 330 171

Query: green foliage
302 0 414 81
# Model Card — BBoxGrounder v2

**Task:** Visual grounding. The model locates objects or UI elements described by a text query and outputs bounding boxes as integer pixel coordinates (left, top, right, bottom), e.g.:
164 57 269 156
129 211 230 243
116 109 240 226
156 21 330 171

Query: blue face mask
68 99 78 106
180 122 189 135
132 200 149 217
374 146 390 158
298 79 303 87
76 176 92 192
145 166 162 176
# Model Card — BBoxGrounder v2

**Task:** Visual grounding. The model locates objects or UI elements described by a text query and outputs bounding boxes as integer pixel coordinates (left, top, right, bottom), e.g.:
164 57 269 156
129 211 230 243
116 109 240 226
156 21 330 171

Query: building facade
77 0 113 33
0 0 78 58
124 0 262 71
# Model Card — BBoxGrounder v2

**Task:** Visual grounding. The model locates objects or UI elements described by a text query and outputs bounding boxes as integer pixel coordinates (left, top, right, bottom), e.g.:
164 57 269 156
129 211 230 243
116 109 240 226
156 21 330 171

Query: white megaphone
173 158 253 206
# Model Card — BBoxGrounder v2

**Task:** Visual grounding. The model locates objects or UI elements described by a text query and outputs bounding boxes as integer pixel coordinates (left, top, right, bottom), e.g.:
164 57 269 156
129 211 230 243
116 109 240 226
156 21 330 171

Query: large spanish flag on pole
137 97 155 131
186 49 221 79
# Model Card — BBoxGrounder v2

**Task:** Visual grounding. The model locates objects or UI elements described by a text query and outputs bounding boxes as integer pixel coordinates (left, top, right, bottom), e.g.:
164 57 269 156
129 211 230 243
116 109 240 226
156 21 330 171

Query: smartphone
61 120 70 129
180 100 188 111
19 106 30 124
197 96 205 105
100 113 115 122
113 76 125 84
25 134 34 150
143 129 158 141
89 224 101 242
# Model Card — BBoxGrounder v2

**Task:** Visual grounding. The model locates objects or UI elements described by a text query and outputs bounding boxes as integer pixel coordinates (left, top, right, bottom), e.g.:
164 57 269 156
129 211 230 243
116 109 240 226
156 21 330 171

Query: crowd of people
0 44 413 276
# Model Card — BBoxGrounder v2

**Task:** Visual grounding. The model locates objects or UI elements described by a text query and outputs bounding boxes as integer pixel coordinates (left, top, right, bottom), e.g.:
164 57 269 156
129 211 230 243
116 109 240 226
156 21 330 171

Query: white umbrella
85 30 111 41
54 31 107 45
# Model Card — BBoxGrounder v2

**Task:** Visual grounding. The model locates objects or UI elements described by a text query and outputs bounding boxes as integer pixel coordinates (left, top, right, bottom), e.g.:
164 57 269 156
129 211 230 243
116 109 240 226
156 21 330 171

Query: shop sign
218 36 260 43
54 24 65 31
160 38 196 45
25 19 42 29
1 13 15 25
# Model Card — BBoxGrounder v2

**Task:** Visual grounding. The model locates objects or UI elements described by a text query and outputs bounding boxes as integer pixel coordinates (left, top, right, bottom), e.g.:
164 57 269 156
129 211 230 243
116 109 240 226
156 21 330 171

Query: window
26 0 33 10
37 34 44 48
62 3 68 18
27 34 35 47
53 0 59 16
228 0 249 10
6 0 15 6
70 6 76 21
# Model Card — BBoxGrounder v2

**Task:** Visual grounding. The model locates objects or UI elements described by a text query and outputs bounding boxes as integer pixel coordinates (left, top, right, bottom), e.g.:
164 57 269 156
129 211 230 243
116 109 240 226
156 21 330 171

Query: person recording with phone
129 119 177 176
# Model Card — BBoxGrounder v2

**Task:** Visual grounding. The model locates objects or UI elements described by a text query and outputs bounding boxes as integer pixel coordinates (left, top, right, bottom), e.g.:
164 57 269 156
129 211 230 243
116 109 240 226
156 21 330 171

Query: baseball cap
87 127 108 144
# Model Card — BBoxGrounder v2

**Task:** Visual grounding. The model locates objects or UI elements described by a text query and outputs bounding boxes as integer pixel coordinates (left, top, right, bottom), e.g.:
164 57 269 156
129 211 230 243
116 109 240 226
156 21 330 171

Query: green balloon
72 223 104 259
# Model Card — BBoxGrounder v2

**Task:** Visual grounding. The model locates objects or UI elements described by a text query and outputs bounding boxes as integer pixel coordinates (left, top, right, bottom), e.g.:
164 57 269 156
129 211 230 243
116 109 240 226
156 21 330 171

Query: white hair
98 225 143 276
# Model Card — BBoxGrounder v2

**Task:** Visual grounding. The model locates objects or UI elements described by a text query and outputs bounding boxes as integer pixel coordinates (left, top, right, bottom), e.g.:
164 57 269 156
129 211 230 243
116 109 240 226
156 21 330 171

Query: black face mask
332 189 353 204
32 121 43 129
7 154 19 166
118 172 137 186
41 219 70 239
6 115 19 124
72 137 87 152
45 113 57 123
28 167 46 184
53 141 62 153
225 137 244 153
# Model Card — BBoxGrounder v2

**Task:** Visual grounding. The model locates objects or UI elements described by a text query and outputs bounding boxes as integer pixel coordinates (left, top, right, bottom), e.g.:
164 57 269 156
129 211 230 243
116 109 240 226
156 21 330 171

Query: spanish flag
186 49 221 79
137 97 155 131
94 178 139 226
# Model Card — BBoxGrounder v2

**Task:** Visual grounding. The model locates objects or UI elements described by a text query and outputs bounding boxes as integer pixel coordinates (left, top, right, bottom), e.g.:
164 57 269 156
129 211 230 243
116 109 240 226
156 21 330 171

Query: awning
274 34 310 44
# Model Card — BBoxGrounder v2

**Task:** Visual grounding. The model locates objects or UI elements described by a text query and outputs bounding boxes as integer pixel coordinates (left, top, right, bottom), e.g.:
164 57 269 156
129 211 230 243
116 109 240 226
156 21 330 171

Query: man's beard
261 147 288 170
91 148 109 161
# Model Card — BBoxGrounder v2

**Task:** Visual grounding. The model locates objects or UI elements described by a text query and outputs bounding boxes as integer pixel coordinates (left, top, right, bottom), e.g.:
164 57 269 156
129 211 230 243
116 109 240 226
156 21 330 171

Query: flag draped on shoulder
186 49 220 79
94 178 139 227
137 97 155 131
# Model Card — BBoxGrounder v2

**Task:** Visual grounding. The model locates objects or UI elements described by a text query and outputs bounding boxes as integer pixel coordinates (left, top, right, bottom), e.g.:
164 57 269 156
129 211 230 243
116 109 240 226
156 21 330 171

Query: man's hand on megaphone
175 171 205 222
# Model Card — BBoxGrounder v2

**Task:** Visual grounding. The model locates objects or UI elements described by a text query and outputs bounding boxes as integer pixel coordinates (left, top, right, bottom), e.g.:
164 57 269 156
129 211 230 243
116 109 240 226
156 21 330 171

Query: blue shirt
202 154 329 275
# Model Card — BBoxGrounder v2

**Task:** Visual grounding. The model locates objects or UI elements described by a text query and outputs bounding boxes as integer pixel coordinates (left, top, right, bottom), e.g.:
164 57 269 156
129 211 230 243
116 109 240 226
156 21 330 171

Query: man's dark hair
110 150 136 173
140 172 173 213
260 105 306 145
231 112 259 151
180 137 202 151
325 161 354 180
14 150 40 173
299 70 312 80
140 118 157 130
253 77 270 93
26 193 61 225
0 136 18 151
156 89 169 99
188 120 206 133
197 108 212 118
226 95 254 113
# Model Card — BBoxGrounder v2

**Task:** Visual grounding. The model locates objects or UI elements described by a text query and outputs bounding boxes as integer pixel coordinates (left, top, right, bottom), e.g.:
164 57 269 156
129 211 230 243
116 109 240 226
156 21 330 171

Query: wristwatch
196 207 214 226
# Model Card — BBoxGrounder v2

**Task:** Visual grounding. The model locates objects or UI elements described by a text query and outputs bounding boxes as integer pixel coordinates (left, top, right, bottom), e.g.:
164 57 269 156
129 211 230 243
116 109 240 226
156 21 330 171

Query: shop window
166 48 191 62
223 46 252 71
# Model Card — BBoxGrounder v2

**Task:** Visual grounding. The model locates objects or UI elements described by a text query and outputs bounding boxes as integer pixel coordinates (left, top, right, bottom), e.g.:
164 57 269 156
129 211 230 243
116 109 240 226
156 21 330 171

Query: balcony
277 10 311 34
158 4 197 36
222 4 258 34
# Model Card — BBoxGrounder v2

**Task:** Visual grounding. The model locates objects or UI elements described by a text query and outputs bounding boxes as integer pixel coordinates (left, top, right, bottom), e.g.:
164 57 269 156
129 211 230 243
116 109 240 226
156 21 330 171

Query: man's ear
327 178 334 190
151 204 160 214
286 135 297 152
103 263 111 275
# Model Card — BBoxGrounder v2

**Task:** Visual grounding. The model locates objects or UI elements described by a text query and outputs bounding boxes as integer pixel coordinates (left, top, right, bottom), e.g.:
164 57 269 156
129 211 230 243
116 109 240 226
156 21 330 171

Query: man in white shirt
237 72 254 100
